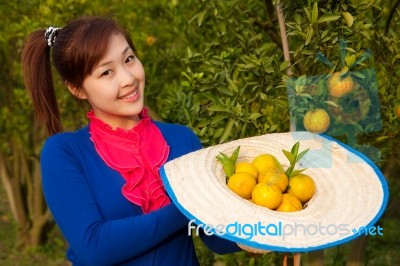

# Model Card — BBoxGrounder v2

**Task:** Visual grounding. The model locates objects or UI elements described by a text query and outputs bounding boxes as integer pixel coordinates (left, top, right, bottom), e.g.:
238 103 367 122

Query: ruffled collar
88 107 171 213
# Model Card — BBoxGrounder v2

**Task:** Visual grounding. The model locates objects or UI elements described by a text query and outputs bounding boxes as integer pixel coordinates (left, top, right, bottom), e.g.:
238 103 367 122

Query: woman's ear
66 82 87 100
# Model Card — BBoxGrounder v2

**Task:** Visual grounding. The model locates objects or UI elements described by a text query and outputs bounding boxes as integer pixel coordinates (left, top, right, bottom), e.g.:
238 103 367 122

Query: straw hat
160 131 388 252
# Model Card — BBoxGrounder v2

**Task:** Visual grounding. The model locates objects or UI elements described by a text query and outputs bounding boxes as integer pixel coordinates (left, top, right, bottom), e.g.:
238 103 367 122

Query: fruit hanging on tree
328 72 355 98
303 108 330 134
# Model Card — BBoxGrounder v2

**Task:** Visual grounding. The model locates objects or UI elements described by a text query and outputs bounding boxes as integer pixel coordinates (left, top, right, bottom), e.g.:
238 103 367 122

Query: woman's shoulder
42 126 90 153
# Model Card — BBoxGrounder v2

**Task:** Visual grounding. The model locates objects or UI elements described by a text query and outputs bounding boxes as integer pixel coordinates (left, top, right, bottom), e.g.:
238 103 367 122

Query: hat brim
160 131 389 252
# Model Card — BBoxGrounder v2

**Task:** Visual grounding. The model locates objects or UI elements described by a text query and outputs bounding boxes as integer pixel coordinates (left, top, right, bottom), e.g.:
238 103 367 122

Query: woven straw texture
161 131 388 252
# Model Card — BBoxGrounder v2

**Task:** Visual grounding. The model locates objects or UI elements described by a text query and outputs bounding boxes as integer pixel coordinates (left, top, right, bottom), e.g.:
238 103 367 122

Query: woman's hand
236 243 270 257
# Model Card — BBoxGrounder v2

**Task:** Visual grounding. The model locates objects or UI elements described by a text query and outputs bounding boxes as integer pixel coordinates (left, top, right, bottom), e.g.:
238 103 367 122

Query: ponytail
22 30 62 135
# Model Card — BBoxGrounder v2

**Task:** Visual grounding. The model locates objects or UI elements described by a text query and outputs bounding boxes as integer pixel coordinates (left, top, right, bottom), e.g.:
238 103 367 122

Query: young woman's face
78 33 145 129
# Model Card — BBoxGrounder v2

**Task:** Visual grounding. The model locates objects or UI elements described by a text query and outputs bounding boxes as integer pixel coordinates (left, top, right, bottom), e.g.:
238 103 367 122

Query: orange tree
158 0 290 145
156 0 400 265
1 0 399 264
280 3 400 265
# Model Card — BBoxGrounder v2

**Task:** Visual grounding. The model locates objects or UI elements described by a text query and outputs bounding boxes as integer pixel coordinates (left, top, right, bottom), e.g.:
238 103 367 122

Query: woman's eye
101 70 112 76
126 55 135 63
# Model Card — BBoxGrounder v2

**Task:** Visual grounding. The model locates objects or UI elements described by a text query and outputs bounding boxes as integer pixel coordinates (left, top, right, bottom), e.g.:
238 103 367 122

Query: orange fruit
394 105 400 118
227 172 257 199
235 161 258 178
328 72 355 97
287 174 316 203
146 36 156 46
276 193 303 212
258 167 288 192
252 182 283 209
303 109 330 134
252 154 282 173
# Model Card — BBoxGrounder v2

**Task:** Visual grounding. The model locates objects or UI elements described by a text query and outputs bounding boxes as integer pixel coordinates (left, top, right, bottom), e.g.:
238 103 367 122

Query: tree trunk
0 136 52 247
0 147 31 247
346 236 368 266
30 158 52 245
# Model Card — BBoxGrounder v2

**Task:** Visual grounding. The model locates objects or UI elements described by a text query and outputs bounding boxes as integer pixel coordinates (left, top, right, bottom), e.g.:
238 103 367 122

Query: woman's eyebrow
122 46 132 54
97 47 132 68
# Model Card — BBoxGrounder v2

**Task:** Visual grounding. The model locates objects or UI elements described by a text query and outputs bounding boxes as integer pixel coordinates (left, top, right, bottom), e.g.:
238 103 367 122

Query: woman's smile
119 86 140 102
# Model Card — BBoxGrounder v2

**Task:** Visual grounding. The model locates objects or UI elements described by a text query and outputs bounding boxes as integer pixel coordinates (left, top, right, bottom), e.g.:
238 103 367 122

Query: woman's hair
22 16 136 135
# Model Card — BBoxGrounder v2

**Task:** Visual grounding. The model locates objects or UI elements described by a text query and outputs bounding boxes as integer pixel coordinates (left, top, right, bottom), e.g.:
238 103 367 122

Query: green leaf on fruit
283 142 309 178
282 149 296 164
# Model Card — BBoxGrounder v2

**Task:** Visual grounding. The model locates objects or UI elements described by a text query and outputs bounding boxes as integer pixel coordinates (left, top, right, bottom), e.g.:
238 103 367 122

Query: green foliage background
0 0 399 265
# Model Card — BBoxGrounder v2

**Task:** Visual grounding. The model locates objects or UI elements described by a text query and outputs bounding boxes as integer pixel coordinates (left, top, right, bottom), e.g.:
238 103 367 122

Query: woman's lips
119 88 139 102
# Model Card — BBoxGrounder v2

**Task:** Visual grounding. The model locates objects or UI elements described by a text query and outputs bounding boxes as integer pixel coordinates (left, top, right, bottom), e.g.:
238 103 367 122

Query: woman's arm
199 231 242 254
41 135 188 265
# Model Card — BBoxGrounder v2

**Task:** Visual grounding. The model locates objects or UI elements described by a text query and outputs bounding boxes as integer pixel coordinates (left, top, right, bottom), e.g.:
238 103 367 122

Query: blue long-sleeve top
41 121 240 265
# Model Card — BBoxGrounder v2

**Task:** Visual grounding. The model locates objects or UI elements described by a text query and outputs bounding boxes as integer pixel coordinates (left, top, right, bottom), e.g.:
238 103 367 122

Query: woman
22 16 239 265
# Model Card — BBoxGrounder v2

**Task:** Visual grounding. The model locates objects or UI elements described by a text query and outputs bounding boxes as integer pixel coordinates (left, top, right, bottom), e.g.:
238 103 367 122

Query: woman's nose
119 66 134 87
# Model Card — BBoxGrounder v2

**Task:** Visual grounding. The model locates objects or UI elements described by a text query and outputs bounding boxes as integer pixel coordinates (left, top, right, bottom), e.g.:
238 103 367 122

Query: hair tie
45 27 61 47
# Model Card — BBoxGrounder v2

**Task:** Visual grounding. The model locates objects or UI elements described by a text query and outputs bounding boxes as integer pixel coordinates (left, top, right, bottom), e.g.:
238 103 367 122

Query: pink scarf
87 107 171 213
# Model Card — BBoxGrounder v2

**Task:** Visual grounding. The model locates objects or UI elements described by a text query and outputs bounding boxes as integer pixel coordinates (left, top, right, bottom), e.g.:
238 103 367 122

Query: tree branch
264 0 276 21
385 0 400 34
